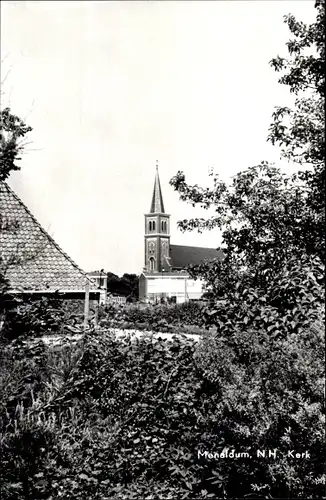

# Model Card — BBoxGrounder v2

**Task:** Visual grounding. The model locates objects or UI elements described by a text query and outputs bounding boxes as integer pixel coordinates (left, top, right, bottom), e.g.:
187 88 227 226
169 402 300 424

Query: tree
268 1 324 164
166 8 324 494
268 0 325 245
170 0 324 272
170 163 324 335
0 107 32 182
106 272 139 301
0 108 32 326
169 1 324 333
121 273 139 301
170 162 317 280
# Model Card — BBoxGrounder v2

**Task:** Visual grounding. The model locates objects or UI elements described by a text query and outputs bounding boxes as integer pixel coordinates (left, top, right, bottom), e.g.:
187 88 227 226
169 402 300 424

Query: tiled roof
170 244 224 269
0 182 98 293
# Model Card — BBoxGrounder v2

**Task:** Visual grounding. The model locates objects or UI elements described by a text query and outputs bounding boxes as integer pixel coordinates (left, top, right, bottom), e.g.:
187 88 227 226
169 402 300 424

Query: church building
139 166 223 303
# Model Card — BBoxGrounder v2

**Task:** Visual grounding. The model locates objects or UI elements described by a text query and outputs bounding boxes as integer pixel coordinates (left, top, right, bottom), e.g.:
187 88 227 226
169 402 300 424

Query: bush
100 301 205 330
0 294 88 342
0 323 324 499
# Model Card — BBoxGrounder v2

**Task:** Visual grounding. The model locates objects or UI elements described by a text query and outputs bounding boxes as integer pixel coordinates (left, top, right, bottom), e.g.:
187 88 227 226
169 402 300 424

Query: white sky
1 0 316 276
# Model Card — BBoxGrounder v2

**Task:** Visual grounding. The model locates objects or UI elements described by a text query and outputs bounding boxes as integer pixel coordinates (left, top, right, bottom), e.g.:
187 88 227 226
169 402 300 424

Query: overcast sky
1 0 316 276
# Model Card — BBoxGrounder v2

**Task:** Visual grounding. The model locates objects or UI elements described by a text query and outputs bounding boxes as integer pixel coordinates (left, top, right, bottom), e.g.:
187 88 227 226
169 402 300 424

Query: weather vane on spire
156 160 159 171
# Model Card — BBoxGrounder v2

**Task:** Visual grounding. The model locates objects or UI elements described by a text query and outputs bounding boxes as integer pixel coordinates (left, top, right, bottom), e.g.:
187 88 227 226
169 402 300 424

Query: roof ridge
1 181 97 288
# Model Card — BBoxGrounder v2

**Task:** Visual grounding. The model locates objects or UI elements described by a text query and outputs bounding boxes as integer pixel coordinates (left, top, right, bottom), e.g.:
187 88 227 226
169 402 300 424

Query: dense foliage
268 0 324 209
1 298 207 341
107 272 139 301
0 324 324 500
0 107 32 182
100 301 205 332
0 295 83 342
268 0 325 268
169 1 325 308
165 3 325 497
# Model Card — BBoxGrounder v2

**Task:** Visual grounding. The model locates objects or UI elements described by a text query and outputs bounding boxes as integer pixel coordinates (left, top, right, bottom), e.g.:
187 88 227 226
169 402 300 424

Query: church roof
170 244 224 269
0 181 98 293
150 166 165 213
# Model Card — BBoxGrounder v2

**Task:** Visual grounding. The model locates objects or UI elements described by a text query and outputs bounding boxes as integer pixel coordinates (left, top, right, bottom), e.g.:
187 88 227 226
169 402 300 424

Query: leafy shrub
1 295 64 341
0 323 324 499
100 301 205 331
202 255 325 338
0 295 96 342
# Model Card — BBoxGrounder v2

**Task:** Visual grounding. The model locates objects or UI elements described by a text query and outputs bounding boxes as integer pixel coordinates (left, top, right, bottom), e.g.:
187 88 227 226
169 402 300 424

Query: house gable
0 182 98 294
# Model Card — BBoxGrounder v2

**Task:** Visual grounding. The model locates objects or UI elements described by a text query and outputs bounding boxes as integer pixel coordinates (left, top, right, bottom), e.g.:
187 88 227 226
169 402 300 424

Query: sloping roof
150 166 165 213
170 244 224 269
0 182 98 293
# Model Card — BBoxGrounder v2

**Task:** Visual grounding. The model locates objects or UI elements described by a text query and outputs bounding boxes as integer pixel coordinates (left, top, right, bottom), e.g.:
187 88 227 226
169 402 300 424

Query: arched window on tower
149 242 155 254
149 221 152 232
149 257 155 271
152 221 156 231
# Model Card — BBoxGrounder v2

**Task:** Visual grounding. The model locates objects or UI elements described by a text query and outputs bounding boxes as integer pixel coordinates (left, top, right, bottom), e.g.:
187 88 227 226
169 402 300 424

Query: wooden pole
94 298 99 330
84 279 90 331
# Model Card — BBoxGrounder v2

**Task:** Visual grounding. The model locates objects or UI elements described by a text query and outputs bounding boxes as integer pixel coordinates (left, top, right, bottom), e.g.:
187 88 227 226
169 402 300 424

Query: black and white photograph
0 0 325 498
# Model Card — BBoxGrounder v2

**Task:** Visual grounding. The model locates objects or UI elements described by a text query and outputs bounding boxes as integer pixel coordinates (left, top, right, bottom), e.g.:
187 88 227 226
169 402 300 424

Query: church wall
145 234 170 272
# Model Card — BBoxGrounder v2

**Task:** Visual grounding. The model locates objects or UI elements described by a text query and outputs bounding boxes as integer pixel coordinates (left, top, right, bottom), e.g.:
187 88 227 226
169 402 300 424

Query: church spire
150 161 165 213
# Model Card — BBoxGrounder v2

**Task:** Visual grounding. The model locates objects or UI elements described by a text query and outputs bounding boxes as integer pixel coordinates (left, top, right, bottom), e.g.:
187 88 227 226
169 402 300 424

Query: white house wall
186 278 205 299
146 276 205 303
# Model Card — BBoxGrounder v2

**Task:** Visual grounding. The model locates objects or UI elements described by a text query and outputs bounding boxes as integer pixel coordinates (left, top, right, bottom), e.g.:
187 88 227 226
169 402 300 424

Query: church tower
144 164 171 272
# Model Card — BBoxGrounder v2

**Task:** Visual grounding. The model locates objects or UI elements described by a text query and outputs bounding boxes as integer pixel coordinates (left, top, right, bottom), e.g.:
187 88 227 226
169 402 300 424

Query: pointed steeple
150 161 165 213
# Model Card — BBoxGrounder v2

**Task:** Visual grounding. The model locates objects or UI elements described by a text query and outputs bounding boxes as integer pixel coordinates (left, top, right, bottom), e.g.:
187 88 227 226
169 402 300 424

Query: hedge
0 323 324 499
